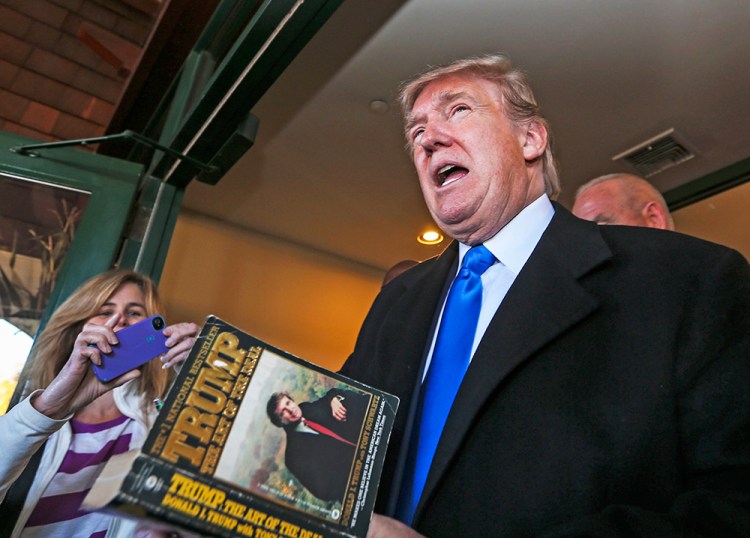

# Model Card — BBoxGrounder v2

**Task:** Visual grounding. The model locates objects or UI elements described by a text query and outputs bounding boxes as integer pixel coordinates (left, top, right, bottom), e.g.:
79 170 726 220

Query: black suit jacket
284 389 368 502
341 204 750 536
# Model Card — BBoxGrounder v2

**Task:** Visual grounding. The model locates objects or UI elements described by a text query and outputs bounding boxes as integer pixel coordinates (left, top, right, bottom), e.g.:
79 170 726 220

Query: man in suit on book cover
267 388 368 502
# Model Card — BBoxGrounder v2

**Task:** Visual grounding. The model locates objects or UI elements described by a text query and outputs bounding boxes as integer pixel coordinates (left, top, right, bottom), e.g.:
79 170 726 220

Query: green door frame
0 131 143 317
118 0 343 281
1 131 144 410
2 0 344 285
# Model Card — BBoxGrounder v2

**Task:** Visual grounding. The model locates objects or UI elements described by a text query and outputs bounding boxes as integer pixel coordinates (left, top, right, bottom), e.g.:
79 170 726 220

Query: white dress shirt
422 194 555 380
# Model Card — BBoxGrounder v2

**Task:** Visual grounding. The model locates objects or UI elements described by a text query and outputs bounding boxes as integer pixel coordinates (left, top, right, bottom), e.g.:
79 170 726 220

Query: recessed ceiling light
418 230 443 245
369 99 389 114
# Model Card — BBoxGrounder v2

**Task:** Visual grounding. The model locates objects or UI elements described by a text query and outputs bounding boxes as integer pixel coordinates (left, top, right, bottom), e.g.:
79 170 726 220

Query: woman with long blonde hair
0 269 199 537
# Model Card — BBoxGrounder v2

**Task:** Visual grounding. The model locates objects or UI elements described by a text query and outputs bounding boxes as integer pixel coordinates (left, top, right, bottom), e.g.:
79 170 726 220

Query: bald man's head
572 173 674 230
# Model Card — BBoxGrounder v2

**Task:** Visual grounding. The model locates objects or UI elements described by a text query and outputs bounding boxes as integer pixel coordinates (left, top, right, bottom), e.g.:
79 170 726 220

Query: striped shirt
21 414 135 538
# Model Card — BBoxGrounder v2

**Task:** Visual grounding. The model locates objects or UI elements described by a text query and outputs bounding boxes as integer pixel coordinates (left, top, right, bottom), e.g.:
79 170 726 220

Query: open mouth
437 164 468 187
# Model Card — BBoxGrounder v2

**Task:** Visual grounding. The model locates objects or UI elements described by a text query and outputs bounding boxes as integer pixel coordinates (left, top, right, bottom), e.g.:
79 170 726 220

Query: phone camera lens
153 316 165 330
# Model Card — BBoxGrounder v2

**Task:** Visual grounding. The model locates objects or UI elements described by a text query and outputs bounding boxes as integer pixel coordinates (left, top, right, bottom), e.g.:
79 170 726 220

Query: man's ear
521 119 547 162
641 202 670 230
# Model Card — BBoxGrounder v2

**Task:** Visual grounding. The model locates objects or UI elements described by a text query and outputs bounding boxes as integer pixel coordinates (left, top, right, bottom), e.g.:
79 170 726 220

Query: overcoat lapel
375 243 458 515
417 207 613 517
376 244 458 398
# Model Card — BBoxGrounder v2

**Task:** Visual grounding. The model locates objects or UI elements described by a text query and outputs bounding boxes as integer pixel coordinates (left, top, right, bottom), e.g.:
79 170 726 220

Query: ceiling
182 0 750 272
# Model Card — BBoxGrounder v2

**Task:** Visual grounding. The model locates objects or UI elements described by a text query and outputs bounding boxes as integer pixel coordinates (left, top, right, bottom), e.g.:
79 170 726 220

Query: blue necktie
397 244 496 524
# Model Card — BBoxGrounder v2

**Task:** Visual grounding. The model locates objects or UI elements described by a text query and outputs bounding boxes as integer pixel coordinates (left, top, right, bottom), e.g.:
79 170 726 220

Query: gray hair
576 173 674 229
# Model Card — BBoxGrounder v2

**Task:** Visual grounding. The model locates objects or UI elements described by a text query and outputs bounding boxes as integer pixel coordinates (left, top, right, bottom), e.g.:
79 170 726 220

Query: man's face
276 396 302 425
572 182 645 226
406 73 545 245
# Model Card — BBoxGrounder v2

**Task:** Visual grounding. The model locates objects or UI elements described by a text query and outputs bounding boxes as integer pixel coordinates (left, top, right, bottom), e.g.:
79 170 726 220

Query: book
84 315 399 538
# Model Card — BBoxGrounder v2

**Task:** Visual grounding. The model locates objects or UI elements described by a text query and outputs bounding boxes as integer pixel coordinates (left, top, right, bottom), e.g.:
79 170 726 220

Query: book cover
84 315 399 538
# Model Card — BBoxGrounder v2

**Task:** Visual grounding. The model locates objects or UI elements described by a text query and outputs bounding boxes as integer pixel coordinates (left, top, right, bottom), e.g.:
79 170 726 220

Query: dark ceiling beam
102 0 221 157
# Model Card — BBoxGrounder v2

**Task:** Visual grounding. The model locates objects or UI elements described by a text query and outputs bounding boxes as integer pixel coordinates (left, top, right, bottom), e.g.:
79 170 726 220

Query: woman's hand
32 313 139 419
160 322 200 369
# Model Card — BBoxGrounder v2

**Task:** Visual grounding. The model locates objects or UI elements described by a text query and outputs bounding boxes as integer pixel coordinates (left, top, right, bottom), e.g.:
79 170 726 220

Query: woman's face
87 282 147 332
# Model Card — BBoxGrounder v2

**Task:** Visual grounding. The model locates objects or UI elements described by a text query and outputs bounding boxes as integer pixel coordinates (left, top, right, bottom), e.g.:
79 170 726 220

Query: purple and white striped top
21 414 136 538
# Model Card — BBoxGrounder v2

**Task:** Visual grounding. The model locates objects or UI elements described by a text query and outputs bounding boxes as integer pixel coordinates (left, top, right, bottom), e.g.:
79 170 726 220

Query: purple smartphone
92 315 169 382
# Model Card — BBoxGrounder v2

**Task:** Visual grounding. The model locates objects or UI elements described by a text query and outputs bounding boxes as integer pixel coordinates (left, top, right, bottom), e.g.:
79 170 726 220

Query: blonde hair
27 269 170 409
399 53 560 199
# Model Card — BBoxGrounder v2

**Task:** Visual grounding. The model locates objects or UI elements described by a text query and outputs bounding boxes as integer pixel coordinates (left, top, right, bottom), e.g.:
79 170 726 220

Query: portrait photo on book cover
214 347 372 522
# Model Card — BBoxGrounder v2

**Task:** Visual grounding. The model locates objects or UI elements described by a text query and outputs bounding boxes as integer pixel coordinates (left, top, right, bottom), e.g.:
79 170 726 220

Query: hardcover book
84 315 399 538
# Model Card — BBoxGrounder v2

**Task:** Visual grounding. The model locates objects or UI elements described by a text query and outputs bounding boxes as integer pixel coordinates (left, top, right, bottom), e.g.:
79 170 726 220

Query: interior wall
158 212 384 372
672 180 750 261
159 179 749 376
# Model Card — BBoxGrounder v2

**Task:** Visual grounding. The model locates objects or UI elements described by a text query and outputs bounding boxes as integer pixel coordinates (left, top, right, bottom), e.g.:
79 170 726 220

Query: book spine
116 454 355 538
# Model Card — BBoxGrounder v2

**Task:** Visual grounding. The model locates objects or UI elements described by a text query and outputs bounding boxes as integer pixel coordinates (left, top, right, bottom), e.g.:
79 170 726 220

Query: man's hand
160 322 200 369
331 396 347 421
32 313 139 419
368 514 426 538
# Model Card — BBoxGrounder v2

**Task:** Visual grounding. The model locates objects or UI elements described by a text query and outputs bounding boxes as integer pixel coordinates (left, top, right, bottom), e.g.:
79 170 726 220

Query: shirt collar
296 418 317 434
458 194 554 275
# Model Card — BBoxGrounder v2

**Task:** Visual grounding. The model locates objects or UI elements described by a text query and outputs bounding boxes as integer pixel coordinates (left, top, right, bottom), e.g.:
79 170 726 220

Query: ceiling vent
611 128 694 177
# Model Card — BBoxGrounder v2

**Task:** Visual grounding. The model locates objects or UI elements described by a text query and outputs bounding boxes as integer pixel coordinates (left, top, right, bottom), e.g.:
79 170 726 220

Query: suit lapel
417 206 613 517
376 244 458 398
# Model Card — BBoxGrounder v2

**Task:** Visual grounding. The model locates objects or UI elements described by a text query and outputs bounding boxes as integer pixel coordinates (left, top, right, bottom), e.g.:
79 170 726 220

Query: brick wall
0 0 158 143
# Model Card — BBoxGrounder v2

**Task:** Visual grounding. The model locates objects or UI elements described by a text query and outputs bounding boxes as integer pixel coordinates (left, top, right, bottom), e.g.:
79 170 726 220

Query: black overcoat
341 204 750 536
